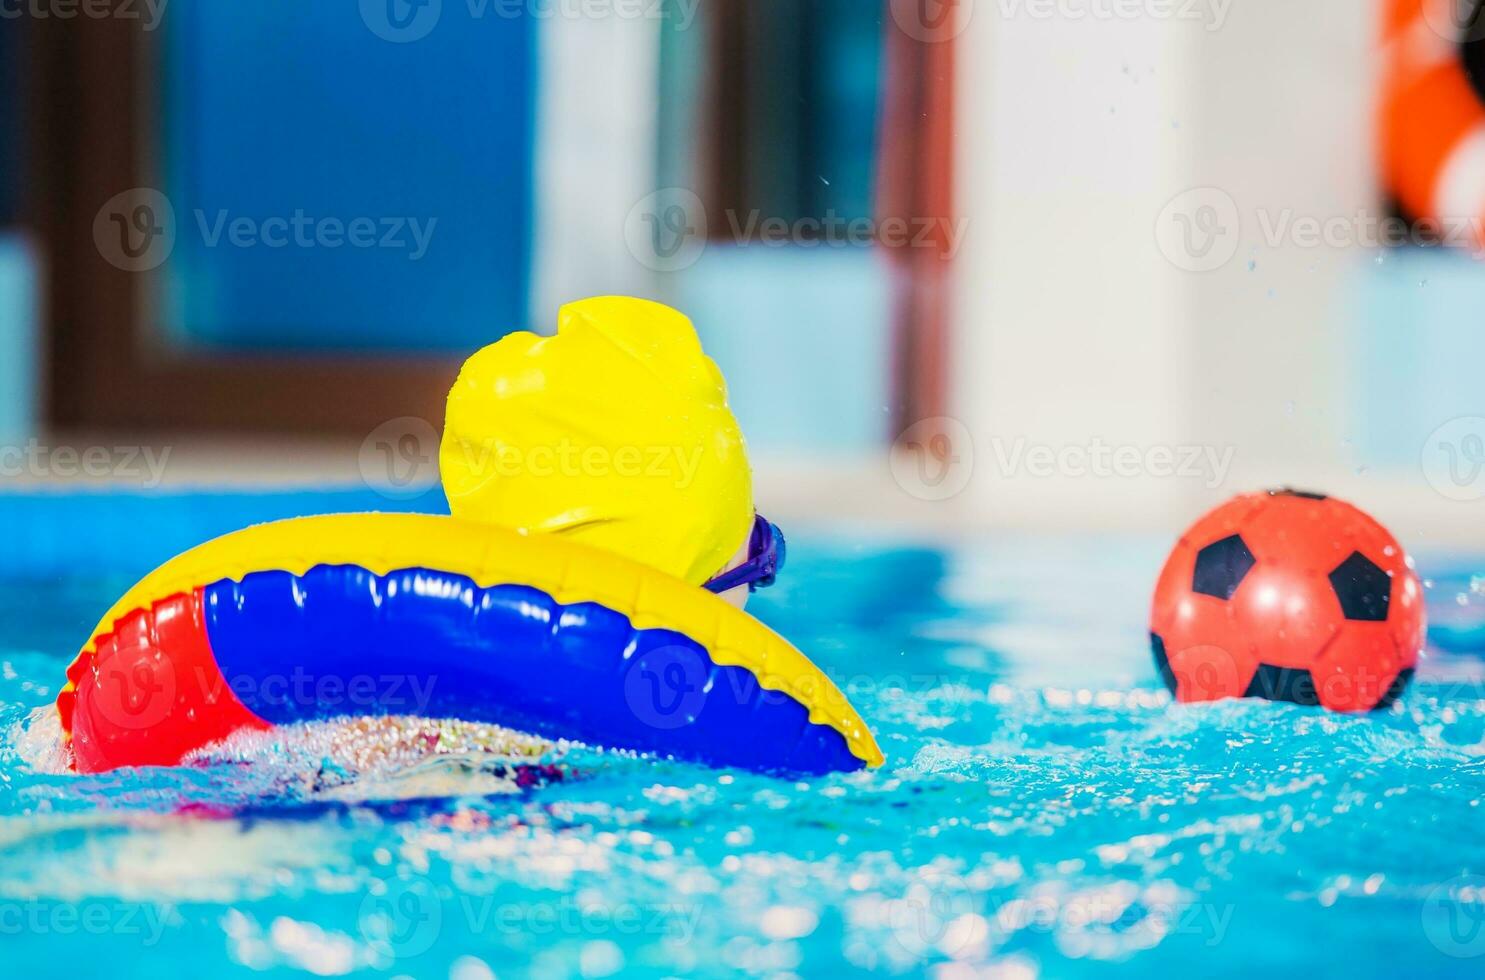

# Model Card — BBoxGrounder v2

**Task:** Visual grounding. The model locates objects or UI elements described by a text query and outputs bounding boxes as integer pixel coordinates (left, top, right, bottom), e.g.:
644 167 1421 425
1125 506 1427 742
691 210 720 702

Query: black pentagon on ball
1267 487 1328 501
1150 632 1177 695
1328 551 1391 622
1244 663 1320 706
1192 534 1256 600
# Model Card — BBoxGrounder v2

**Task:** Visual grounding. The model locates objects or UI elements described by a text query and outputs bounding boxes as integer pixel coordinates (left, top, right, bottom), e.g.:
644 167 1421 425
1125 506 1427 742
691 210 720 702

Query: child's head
440 296 754 587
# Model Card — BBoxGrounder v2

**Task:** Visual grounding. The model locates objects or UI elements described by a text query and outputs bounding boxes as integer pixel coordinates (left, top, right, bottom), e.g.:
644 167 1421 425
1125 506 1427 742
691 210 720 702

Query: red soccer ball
1150 489 1426 712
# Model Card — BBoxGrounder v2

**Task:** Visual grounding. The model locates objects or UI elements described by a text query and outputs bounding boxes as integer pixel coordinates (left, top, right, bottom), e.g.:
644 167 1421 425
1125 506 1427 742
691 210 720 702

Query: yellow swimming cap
440 296 754 586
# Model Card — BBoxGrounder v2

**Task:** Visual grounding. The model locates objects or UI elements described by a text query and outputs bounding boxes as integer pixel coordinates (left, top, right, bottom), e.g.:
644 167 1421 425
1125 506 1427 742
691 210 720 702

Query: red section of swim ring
65 588 271 773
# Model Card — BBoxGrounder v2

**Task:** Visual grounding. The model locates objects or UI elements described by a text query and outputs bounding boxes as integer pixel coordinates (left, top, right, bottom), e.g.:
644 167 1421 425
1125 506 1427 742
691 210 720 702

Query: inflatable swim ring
1380 0 1485 242
56 513 883 776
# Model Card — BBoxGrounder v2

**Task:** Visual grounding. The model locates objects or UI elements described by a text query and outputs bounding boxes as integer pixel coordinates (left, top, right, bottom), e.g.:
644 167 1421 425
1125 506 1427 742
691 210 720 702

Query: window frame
29 15 461 436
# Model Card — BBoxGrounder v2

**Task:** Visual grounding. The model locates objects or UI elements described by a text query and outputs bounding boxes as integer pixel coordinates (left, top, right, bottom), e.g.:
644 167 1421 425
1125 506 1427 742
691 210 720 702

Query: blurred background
1 0 1483 547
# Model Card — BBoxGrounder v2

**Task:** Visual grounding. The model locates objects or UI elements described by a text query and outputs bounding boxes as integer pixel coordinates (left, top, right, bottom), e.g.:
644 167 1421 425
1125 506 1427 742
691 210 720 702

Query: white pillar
952 8 1198 529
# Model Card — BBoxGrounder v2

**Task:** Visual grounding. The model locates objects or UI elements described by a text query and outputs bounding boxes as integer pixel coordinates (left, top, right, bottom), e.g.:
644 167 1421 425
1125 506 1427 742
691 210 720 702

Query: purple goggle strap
702 514 786 594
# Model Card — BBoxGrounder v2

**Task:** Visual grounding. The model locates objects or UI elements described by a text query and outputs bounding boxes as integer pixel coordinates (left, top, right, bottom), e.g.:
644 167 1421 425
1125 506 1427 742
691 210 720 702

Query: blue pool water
2 494 1485 978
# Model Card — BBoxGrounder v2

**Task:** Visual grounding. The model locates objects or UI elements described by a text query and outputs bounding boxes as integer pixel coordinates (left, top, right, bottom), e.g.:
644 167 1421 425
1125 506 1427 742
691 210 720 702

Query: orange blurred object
1378 0 1485 247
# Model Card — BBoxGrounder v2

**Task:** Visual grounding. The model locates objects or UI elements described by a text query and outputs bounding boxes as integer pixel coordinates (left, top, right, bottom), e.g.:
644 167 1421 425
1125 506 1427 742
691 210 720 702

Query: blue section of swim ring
200 565 864 775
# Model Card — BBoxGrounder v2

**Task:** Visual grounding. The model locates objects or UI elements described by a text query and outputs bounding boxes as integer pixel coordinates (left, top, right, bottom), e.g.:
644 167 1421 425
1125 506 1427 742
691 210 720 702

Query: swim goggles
703 514 787 594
